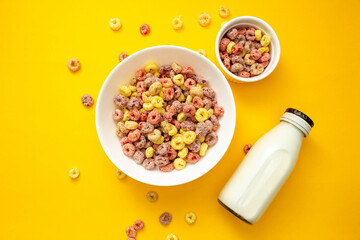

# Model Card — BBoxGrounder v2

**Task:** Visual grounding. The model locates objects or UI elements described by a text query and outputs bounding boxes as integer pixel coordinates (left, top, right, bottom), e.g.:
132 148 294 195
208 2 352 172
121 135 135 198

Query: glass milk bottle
218 108 314 224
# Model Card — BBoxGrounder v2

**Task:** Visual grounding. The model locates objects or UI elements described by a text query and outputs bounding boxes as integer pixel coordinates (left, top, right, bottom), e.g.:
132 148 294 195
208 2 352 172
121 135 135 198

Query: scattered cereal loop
67 58 81 72
133 220 145 231
140 24 151 35
159 212 172 225
172 16 183 30
81 94 94 107
146 191 158 202
198 13 211 27
116 169 126 180
218 5 230 18
243 144 252 154
185 212 197 224
166 233 178 240
68 168 80 179
109 18 121 31
119 52 128 62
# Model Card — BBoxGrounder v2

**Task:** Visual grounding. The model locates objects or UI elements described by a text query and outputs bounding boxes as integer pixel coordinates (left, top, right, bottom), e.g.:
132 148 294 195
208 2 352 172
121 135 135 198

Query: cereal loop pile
219 26 271 78
113 62 224 172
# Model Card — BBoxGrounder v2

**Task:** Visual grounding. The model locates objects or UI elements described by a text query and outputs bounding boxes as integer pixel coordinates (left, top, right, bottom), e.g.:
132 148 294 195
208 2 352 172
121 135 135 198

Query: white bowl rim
95 45 236 186
215 16 281 83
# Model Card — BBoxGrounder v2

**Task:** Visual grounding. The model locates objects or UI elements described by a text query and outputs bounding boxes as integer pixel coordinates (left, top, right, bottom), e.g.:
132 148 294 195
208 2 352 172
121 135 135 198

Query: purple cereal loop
142 158 155 170
202 87 216 99
180 120 195 131
135 135 146 149
154 155 170 166
156 143 170 156
133 150 145 164
205 131 218 146
187 138 201 153
159 64 172 74
203 97 212 110
226 28 239 40
230 54 245 64
172 100 183 113
140 122 154 134
114 94 128 107
127 97 141 109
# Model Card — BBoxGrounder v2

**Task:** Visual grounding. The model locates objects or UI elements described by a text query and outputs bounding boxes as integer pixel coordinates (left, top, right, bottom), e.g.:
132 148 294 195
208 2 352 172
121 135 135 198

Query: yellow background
1 0 359 239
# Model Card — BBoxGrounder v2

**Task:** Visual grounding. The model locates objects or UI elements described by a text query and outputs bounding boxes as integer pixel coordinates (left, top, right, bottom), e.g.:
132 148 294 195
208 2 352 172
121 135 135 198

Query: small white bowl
215 16 280 83
96 45 236 186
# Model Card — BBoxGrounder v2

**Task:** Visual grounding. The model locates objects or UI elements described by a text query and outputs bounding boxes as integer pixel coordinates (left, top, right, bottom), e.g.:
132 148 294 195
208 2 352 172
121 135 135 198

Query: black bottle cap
285 108 314 128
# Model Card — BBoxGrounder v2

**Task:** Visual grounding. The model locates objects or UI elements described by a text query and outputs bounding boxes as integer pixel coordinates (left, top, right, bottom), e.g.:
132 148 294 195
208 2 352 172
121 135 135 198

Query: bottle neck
280 112 312 137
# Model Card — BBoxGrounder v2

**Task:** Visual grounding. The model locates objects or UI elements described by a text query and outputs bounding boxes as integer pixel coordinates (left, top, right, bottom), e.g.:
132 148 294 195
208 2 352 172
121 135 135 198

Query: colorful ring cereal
159 212 172 225
122 143 136 157
186 152 200 164
198 13 211 27
109 18 121 31
146 191 158 202
125 226 137 238
119 52 128 62
140 24 150 36
68 58 81 72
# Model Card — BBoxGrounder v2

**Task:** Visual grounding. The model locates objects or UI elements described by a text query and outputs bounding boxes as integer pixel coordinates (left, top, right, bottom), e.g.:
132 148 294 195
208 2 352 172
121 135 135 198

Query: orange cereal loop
109 18 122 31
198 13 211 27
67 58 81 72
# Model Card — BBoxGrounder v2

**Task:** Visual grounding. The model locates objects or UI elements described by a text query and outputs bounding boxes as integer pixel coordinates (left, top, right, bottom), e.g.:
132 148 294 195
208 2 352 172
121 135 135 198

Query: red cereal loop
128 129 141 142
147 110 161 124
172 119 181 129
153 144 159 150
112 109 124 121
219 51 229 60
136 69 147 81
238 71 250 78
181 66 194 75
243 144 252 154
250 49 262 60
129 109 140 121
81 94 94 107
159 162 175 172
134 220 145 231
246 28 255 41
187 152 200 164
120 137 130 146
232 43 244 54
220 37 231 52
223 56 231 70
165 147 177 160
184 78 197 90
192 96 204 109
164 88 175 101
166 105 177 115
140 24 151 35
259 53 270 63
183 104 196 117
238 28 246 35
122 143 136 157
126 226 137 238
140 112 148 122
214 104 224 117
261 61 269 68
163 112 173 122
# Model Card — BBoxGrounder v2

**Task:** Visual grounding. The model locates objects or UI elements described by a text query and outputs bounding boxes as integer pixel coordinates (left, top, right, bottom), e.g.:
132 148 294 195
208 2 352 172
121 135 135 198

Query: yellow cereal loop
180 84 187 91
189 86 203 97
183 131 196 144
186 95 193 103
177 112 187 122
171 62 182 73
144 62 158 73
207 108 214 117
129 86 137 92
130 92 138 98
143 102 154 111
221 21 227 27
255 29 262 41
258 46 270 54
166 233 179 240
226 41 236 54
179 128 184 134
195 108 209 122
109 18 121 31
154 107 165 115
142 91 152 103
161 121 172 133
119 85 131 97
199 143 209 156
123 109 130 121
197 49 206 56
116 169 126 180
151 96 164 108
145 147 154 158
260 34 271 47
168 124 178 136
173 74 184 86
172 16 183 30
185 212 197 224
171 135 185 150
196 83 205 88
139 108 145 114
154 71 160 77
198 13 211 27
153 136 164 144
159 89 164 99
125 121 138 130
218 5 230 18
177 93 185 102
174 158 187 170
148 129 161 143
240 48 247 57
149 81 162 95
68 168 80 179
178 147 188 159
199 137 205 143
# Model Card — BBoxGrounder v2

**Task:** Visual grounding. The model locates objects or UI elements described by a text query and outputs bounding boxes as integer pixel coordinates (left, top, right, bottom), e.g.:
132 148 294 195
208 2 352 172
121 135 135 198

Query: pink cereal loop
147 110 161 124
128 129 141 142
112 109 124 121
159 162 175 172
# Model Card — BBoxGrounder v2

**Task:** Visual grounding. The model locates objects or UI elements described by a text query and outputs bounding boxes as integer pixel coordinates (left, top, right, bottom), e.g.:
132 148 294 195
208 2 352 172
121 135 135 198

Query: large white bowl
96 45 236 186
215 16 281 83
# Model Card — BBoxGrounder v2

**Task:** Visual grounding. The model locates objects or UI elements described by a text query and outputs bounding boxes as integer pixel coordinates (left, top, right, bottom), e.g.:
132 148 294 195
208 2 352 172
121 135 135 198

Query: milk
218 108 314 224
